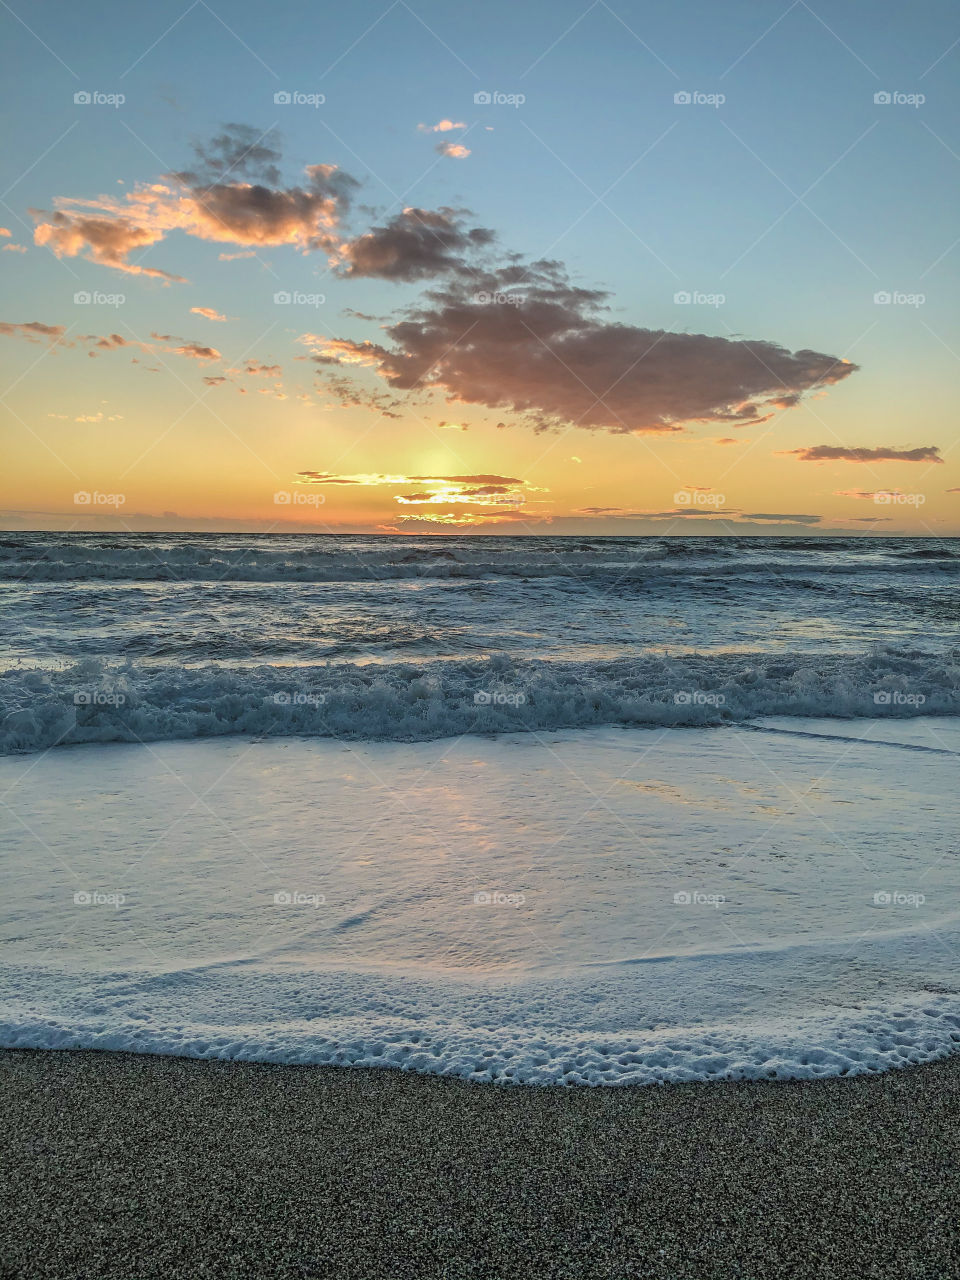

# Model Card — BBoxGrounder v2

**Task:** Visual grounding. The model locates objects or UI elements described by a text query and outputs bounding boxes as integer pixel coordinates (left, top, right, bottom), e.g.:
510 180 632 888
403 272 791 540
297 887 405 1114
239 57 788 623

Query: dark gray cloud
338 207 493 281
783 445 942 464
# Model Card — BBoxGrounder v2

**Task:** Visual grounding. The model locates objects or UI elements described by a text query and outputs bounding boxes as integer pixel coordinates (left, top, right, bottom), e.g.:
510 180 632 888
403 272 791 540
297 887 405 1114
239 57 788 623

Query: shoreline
3 1048 958 1279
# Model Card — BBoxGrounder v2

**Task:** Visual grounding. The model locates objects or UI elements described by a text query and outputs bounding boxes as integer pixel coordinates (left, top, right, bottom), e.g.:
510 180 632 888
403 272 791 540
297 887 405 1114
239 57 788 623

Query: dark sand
2 1049 958 1279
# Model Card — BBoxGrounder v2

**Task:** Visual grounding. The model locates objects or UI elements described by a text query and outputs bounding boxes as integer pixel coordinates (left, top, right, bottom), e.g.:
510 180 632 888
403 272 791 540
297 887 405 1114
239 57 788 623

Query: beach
3 1047 958 1279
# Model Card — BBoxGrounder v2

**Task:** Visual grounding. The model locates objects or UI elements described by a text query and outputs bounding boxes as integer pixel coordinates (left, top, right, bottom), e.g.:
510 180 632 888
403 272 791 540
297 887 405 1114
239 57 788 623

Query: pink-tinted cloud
191 306 227 321
171 342 221 361
417 120 467 133
312 262 858 435
32 126 358 283
0 320 67 344
436 142 471 158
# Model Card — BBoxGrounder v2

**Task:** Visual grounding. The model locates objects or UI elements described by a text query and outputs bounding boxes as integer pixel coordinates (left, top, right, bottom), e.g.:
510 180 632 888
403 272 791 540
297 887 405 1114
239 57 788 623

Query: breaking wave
2 647 957 755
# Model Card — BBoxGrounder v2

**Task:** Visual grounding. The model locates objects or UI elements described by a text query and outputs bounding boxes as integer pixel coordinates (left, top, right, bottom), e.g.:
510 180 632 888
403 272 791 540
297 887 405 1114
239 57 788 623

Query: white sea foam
1 729 958 1085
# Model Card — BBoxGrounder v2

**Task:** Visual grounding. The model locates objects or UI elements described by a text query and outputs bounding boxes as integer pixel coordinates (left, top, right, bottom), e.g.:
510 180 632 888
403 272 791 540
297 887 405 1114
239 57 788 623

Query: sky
1 0 958 536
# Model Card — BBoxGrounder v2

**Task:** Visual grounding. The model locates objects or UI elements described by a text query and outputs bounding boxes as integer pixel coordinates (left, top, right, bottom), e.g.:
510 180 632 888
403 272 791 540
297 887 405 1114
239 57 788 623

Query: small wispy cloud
190 306 226 321
417 119 467 133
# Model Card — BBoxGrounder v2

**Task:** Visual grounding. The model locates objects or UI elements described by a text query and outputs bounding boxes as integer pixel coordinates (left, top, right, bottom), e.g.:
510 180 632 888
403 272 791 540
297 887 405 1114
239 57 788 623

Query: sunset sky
1 0 957 535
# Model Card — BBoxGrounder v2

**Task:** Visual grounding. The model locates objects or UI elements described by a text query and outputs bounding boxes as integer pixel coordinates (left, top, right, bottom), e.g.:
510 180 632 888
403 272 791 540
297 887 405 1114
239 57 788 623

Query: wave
3 546 957 584
2 647 956 754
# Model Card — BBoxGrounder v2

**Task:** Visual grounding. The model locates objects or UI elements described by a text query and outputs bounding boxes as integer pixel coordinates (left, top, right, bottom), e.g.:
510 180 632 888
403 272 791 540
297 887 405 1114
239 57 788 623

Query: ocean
1 532 958 1083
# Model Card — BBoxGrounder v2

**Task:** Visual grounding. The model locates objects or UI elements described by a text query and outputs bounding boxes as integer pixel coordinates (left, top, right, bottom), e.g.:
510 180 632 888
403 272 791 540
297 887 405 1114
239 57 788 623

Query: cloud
191 306 227 321
713 436 742 445
33 211 187 281
0 228 10 236
313 261 857 435
218 250 257 260
741 512 822 524
296 471 524 486
336 207 493 281
171 341 221 361
436 142 471 159
784 445 942 464
178 124 284 187
0 320 66 344
243 360 281 376
417 120 467 133
202 375 228 386
2 243 28 253
32 126 358 282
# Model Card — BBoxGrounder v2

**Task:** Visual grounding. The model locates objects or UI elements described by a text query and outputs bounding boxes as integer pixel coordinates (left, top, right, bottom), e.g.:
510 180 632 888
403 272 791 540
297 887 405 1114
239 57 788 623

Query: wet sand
2 1048 958 1279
